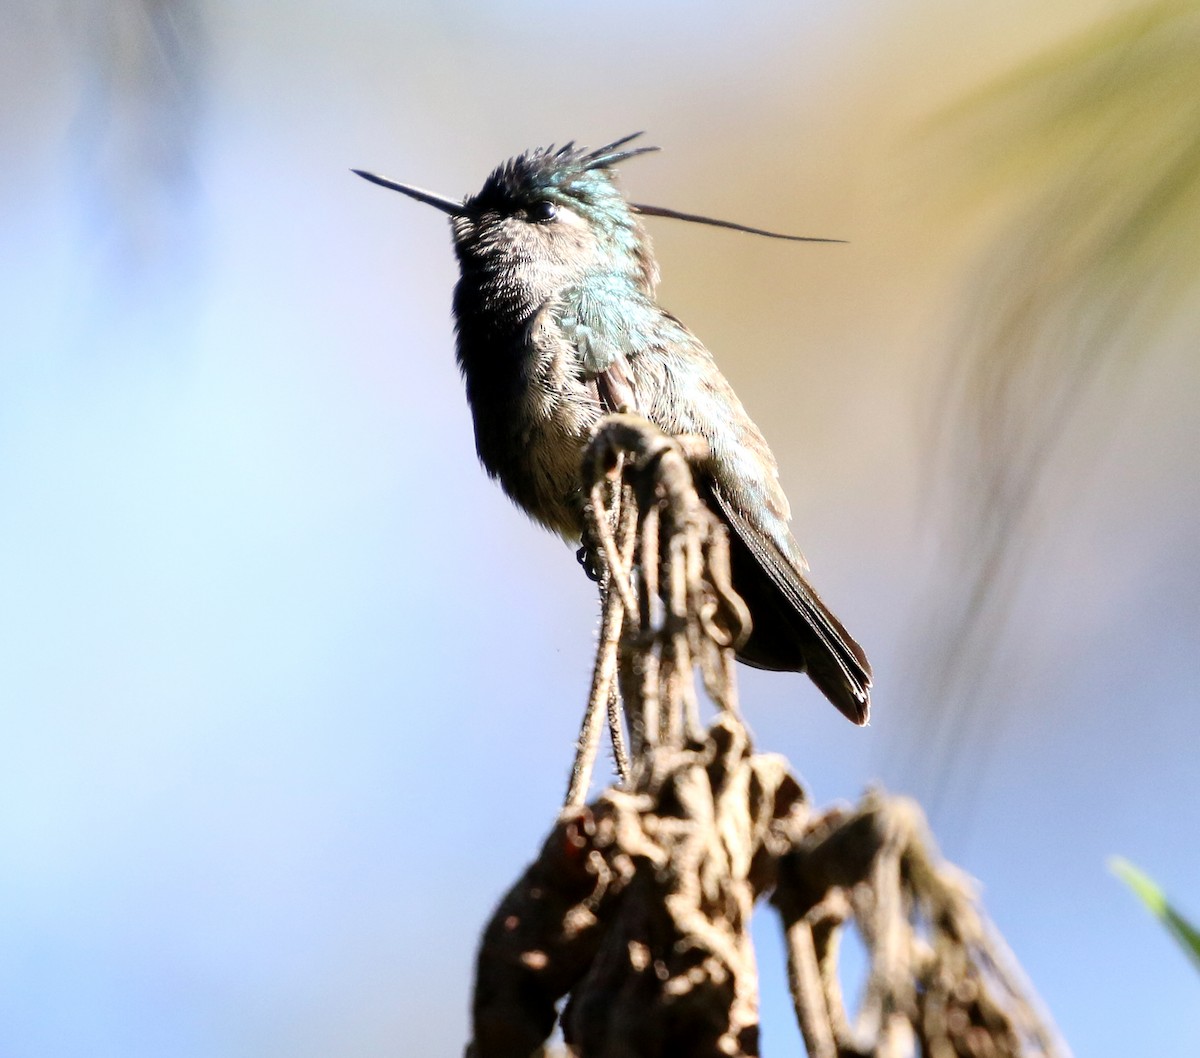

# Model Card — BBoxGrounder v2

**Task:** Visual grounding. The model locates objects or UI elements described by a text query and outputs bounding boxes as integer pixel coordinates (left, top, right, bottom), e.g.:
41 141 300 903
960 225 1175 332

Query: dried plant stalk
466 414 1067 1058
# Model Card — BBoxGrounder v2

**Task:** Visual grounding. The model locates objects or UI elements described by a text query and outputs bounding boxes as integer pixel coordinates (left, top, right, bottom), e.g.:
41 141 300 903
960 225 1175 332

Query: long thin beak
352 169 468 216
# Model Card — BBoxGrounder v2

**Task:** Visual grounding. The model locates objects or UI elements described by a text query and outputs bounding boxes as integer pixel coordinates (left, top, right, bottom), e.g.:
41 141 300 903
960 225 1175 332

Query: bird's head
356 135 660 310
354 134 842 317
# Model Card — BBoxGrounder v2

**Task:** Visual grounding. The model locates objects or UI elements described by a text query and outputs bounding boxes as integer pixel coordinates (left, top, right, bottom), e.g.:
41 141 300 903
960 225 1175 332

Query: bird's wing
705 482 872 723
591 336 871 725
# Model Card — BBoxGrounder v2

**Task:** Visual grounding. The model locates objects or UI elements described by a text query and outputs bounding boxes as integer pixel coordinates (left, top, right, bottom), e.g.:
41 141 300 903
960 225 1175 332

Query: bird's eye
528 200 558 223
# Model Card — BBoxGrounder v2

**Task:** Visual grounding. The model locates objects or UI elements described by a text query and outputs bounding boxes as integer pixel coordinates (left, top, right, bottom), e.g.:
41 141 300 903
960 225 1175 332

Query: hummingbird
354 134 872 724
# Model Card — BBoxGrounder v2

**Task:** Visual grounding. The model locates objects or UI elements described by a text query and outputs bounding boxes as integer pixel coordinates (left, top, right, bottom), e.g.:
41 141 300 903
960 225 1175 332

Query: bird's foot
576 544 601 583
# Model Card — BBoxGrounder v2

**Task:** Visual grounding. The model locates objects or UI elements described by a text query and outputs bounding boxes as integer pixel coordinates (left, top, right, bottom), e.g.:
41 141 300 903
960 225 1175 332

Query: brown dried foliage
466 414 1067 1058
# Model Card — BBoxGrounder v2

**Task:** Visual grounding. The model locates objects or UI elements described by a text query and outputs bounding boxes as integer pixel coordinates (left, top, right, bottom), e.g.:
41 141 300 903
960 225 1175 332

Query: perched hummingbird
354 134 872 724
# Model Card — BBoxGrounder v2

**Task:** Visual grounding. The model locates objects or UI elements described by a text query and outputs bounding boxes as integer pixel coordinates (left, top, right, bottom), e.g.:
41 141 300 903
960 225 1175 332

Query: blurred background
1 0 1197 1054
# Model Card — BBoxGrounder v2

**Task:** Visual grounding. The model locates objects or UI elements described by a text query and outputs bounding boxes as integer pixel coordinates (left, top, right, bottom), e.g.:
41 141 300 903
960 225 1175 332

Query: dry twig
467 414 1068 1058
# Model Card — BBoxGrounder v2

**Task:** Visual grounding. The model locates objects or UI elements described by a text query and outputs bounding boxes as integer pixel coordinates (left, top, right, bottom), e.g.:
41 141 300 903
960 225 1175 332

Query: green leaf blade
1110 856 1200 975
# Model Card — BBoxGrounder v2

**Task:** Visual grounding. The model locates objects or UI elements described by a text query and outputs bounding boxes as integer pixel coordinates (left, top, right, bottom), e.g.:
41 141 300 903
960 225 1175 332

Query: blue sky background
1 1 1197 1054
